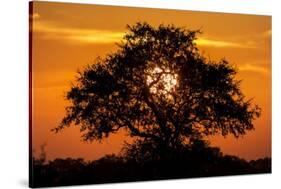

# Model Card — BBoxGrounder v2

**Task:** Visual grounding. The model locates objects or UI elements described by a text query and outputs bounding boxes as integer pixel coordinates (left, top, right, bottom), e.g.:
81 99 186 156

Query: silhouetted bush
30 142 271 187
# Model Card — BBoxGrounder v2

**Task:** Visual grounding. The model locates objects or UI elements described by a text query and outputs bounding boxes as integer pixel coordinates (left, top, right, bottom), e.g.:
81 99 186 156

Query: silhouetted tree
53 22 260 153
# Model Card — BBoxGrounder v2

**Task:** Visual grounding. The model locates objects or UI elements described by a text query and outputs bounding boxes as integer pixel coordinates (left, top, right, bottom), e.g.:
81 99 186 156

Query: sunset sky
31 1 271 161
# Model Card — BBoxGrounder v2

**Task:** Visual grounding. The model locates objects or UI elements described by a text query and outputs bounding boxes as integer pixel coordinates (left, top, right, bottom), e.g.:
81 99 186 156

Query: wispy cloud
239 63 270 75
196 38 255 48
263 29 272 38
33 21 124 44
33 20 262 49
31 13 40 20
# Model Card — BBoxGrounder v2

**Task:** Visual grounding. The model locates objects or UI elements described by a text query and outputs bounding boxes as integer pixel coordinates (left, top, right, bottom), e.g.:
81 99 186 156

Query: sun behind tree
146 66 178 98
53 22 261 156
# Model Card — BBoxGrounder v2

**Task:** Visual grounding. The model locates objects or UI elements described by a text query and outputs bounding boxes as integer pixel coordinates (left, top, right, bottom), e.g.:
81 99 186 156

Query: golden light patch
146 67 178 97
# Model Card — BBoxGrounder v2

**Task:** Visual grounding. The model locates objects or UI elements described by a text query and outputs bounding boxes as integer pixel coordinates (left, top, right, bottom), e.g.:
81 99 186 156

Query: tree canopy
53 22 261 151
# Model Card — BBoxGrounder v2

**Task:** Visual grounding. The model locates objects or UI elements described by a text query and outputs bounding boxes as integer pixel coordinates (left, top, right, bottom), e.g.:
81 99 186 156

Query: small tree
53 22 260 153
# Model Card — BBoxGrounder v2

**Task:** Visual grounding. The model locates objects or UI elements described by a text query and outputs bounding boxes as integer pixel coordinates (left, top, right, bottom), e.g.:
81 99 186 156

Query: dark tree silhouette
53 22 261 153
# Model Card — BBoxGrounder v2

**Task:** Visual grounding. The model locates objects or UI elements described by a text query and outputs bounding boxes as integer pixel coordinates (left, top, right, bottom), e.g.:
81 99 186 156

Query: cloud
33 20 262 49
239 63 270 75
31 13 40 20
196 38 255 48
33 21 124 44
196 28 273 49
263 29 272 38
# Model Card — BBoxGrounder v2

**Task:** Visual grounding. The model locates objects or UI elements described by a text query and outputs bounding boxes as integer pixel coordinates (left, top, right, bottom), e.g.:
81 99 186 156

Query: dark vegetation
31 141 271 187
30 23 270 187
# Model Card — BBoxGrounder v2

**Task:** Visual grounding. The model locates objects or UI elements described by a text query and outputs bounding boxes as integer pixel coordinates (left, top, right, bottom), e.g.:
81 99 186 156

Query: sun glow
146 67 178 96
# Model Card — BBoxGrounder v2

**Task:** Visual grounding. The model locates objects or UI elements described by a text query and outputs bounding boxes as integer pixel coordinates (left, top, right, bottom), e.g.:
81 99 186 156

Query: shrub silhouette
31 144 271 187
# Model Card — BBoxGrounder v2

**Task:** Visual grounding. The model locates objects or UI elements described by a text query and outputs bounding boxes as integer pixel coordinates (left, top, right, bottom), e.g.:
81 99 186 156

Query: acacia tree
54 22 260 152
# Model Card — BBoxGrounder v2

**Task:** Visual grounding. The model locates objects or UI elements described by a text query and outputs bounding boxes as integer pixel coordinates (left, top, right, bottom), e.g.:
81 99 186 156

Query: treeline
30 142 271 187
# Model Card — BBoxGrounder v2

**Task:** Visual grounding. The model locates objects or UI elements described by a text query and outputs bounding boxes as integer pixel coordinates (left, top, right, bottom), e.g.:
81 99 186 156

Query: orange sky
31 1 271 161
